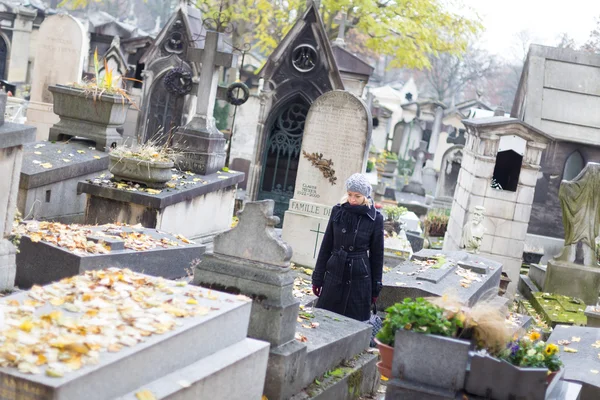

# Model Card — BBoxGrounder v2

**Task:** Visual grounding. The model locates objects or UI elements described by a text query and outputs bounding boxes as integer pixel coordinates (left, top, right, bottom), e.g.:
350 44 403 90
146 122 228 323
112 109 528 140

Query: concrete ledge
0 122 36 149
19 140 109 189
78 170 244 209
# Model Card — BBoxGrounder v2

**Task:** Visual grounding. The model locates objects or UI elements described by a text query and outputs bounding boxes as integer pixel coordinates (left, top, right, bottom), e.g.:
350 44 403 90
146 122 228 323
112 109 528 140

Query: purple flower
510 343 520 356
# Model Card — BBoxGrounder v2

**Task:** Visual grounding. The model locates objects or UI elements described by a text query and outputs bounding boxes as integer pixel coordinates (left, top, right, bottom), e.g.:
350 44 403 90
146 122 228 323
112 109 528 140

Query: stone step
0 282 252 400
517 274 537 301
296 308 371 391
118 338 270 400
290 352 379 400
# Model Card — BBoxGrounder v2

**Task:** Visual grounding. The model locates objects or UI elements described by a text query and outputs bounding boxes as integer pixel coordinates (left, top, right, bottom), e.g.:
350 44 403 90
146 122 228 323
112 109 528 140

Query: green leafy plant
383 205 407 221
424 209 450 237
375 298 464 346
366 159 375 173
383 151 398 161
497 331 563 372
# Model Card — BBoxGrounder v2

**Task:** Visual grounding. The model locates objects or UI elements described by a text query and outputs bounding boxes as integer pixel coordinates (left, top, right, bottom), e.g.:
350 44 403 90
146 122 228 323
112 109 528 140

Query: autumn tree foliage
196 0 482 70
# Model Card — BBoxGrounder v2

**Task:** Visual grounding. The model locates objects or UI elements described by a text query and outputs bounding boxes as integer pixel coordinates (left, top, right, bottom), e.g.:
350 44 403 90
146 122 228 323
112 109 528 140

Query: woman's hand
312 285 322 297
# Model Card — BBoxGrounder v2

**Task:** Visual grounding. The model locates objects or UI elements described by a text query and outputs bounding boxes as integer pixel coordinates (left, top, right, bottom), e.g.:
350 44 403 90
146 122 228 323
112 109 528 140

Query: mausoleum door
145 77 185 144
258 100 309 226
0 37 7 80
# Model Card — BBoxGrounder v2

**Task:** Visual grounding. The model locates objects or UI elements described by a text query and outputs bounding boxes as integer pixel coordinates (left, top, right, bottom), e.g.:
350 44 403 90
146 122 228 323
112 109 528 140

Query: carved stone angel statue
555 163 600 266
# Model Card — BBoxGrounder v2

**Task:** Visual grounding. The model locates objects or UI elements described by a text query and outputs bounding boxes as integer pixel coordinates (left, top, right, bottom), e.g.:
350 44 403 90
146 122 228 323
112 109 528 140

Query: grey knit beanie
345 173 372 198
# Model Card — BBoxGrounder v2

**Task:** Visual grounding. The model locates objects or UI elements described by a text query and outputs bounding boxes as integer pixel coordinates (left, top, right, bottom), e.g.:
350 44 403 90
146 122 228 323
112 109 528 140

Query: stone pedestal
171 128 226 175
17 140 109 223
78 170 243 242
443 118 551 292
544 259 600 305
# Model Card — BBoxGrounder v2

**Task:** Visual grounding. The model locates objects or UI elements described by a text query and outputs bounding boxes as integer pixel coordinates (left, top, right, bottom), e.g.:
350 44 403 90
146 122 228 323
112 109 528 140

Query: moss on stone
531 292 587 327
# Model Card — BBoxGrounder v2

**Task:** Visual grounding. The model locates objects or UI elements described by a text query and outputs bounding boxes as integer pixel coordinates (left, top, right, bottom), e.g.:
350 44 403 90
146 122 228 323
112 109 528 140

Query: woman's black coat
311 202 384 321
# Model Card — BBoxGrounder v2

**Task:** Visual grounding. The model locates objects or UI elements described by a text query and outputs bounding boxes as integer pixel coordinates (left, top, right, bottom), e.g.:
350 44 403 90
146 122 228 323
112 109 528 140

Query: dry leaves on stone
0 268 244 377
455 267 482 288
12 221 193 255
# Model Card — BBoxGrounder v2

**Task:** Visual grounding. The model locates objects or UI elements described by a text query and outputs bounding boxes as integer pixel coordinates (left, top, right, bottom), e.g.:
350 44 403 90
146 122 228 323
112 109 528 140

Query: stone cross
213 200 292 267
332 11 352 47
408 140 433 185
171 30 238 175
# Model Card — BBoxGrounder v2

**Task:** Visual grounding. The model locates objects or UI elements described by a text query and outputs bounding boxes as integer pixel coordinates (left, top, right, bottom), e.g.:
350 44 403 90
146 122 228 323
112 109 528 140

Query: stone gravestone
0 93 36 290
421 160 438 196
194 200 379 400
171 30 238 175
544 163 600 304
378 249 503 310
26 14 87 141
401 140 433 196
281 90 372 268
433 146 463 210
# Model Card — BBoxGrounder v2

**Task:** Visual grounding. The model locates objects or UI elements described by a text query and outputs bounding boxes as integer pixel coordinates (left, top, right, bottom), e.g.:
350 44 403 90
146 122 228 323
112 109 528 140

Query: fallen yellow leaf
34 151 42 155
186 298 198 305
563 347 578 353
93 156 101 159
135 390 156 400
77 150 86 154
40 163 53 169
146 188 162 195
572 336 581 342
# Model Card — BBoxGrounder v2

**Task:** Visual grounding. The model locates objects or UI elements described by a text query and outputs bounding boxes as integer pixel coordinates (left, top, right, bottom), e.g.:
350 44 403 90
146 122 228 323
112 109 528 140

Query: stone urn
383 159 399 174
48 84 130 152
109 154 174 189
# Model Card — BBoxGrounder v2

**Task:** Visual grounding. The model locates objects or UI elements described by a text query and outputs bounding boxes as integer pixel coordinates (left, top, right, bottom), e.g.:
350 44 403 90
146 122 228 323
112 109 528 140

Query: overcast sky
459 0 600 60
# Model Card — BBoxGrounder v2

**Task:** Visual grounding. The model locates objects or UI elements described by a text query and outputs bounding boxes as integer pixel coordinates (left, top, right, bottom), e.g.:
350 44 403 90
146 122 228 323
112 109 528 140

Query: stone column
427 105 444 154
0 92 36 289
8 7 37 85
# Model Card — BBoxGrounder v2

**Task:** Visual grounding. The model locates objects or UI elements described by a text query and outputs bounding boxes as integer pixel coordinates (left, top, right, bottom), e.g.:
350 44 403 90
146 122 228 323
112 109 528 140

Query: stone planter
383 159 398 173
465 353 564 400
392 329 470 393
109 154 174 188
374 338 393 378
523 250 544 265
48 84 130 152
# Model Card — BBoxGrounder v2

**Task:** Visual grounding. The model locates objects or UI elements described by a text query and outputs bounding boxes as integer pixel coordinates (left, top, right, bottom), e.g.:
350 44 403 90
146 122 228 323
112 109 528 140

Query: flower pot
48 84 131 152
374 338 394 378
465 353 563 400
393 329 470 392
109 154 174 188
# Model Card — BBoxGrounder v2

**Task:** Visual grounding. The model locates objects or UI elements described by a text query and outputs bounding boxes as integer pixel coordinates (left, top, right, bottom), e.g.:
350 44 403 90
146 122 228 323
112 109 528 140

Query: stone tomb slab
77 169 244 241
18 140 109 223
15 223 205 289
530 292 587 327
0 271 253 400
547 325 600 399
379 250 502 310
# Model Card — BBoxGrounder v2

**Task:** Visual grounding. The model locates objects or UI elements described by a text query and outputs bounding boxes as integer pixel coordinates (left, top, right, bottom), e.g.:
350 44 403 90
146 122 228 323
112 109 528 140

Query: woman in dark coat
311 173 384 322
